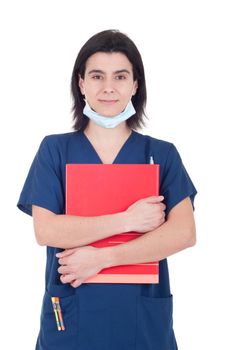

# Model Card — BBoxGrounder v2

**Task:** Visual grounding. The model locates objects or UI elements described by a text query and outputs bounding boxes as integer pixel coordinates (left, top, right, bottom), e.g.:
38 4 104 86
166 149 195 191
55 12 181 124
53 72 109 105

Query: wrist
117 210 132 233
97 246 120 269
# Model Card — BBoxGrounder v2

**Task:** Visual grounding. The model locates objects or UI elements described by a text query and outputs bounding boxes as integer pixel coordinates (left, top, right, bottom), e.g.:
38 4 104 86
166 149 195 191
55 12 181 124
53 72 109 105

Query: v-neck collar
80 129 136 164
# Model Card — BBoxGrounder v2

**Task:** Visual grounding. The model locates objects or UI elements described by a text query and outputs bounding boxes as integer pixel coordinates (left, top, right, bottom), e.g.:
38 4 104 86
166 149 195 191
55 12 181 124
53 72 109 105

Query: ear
132 80 138 96
78 75 85 95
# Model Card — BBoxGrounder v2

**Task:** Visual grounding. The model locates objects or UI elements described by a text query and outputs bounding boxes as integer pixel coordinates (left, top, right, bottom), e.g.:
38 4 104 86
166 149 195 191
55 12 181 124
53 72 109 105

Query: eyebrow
87 69 131 75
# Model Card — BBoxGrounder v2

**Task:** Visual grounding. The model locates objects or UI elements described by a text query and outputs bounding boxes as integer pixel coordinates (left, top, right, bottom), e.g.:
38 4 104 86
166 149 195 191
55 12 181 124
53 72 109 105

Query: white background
1 0 231 349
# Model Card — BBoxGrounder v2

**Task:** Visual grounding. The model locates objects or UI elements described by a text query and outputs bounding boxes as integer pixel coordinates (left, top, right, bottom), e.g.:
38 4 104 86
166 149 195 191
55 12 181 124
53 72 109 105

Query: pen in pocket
51 297 65 331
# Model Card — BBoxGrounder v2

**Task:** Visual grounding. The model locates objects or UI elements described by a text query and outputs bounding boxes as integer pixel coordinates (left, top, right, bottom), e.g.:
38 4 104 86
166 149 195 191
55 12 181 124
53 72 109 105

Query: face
79 52 138 117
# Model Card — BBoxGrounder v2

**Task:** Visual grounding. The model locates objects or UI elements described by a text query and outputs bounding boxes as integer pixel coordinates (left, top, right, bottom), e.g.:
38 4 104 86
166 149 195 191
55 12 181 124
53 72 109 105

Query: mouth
98 99 119 105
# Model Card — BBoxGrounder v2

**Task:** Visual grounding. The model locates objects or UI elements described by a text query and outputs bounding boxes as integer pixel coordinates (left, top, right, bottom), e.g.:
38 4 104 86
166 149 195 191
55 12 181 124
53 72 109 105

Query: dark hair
71 29 148 131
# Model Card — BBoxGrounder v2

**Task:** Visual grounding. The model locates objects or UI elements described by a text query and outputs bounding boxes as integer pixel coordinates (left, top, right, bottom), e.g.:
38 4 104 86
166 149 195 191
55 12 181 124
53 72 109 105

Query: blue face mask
83 100 136 129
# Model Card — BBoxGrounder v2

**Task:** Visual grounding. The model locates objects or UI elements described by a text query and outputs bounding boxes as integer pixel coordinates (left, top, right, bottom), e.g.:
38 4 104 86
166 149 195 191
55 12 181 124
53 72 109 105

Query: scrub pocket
135 294 177 350
36 289 78 350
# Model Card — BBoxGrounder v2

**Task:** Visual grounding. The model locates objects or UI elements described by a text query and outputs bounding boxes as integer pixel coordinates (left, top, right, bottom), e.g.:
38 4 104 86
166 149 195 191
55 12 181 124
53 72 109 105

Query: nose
102 79 115 94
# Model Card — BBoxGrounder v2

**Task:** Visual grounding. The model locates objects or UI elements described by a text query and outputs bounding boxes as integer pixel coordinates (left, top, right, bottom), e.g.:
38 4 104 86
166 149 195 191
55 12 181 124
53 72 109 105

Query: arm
57 197 195 288
101 197 196 268
32 195 165 249
32 205 128 249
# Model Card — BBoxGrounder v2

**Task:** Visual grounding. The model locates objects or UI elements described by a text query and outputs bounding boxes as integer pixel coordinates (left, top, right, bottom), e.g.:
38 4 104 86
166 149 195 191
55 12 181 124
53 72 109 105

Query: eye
115 75 127 80
91 75 103 80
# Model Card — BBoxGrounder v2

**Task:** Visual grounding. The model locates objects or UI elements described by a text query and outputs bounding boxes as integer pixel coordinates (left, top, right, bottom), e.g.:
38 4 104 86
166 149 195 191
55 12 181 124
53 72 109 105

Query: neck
83 121 132 144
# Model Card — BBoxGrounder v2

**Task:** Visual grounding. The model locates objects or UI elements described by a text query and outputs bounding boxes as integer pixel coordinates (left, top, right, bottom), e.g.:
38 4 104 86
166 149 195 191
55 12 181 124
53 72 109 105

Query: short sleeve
17 136 64 216
160 144 197 217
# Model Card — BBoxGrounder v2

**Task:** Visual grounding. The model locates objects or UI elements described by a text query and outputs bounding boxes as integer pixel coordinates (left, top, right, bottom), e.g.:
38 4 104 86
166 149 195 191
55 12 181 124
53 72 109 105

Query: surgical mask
83 99 136 129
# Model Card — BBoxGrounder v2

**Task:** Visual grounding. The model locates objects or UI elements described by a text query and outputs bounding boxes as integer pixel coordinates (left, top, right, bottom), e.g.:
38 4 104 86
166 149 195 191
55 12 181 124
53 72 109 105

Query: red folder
66 164 160 283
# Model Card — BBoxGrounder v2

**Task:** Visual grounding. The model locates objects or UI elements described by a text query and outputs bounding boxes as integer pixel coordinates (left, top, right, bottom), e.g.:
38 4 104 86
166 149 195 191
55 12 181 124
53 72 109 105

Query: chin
96 108 121 117
95 101 124 117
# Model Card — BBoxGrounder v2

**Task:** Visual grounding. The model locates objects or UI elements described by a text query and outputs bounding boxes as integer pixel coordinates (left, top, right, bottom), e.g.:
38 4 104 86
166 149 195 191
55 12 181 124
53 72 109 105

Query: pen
55 297 65 331
51 297 61 331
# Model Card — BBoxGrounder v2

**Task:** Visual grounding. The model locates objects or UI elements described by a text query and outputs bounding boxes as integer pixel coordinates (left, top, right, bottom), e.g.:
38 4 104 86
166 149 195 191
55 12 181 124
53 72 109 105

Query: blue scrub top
17 130 197 350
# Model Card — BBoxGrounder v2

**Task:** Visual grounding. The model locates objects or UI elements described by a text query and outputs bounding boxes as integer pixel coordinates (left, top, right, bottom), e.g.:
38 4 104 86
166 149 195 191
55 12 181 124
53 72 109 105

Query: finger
71 279 82 288
146 195 164 203
58 265 74 274
156 203 166 211
58 257 69 266
160 217 165 225
58 256 76 266
56 248 76 258
60 274 76 284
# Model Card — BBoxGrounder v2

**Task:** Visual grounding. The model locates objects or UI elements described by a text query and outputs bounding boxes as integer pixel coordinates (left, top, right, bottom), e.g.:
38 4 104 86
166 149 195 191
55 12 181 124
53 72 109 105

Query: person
17 29 197 350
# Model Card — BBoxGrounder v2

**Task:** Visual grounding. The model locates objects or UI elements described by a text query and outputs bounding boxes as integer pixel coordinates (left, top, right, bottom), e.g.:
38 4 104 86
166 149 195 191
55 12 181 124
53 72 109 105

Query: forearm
101 218 196 268
33 207 129 249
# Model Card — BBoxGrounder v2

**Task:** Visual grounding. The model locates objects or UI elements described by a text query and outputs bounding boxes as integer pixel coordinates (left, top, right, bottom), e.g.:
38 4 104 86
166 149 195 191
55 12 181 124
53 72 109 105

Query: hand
56 246 105 288
125 195 166 233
